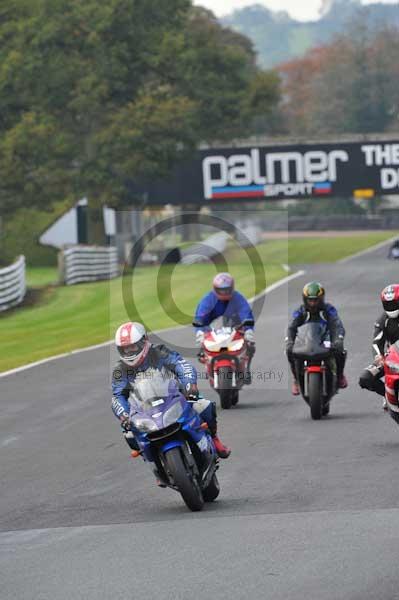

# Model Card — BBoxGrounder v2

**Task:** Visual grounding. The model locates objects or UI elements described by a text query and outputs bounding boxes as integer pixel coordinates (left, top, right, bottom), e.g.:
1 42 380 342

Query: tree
0 1 281 220
0 0 196 217
279 18 399 136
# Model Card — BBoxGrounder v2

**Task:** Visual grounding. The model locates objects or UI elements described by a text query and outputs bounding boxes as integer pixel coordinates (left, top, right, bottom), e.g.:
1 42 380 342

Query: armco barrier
0 256 26 312
180 232 229 264
59 246 120 285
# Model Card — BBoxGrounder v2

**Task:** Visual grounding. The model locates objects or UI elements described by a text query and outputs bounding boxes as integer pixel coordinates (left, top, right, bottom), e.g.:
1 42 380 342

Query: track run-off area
1 239 399 600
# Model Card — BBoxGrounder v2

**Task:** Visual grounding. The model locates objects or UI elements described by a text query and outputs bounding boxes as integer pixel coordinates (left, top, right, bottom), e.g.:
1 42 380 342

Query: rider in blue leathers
112 322 231 462
194 273 255 383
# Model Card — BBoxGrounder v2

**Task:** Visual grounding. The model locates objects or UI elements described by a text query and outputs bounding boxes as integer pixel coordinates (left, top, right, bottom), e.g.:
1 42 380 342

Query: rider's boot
338 374 348 389
243 370 252 385
244 344 255 385
212 434 231 459
291 379 300 395
208 414 231 458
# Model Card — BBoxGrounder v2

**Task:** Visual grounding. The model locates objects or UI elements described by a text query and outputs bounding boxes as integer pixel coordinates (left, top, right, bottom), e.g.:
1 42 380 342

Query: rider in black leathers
359 284 399 407
285 281 348 395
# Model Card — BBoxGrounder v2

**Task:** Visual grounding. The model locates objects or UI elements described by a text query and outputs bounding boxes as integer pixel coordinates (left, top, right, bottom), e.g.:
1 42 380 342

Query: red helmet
381 284 399 318
115 322 151 367
213 272 234 301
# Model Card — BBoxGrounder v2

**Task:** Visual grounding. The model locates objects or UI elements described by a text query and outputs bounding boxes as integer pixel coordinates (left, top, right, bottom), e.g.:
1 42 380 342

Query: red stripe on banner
314 189 331 195
213 191 264 199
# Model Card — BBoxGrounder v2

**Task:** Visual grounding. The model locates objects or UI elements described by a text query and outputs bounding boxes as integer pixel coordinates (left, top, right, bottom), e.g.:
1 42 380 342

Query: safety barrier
180 232 229 264
59 246 120 285
0 256 26 312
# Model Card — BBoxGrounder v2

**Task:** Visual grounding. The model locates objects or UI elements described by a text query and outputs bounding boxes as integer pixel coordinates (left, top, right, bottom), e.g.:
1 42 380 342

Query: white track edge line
0 269 305 378
337 234 399 264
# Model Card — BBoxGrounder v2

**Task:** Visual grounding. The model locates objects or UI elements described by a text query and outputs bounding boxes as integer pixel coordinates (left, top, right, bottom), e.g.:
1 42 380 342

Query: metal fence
180 232 229 264
59 246 120 285
0 255 26 312
180 225 262 265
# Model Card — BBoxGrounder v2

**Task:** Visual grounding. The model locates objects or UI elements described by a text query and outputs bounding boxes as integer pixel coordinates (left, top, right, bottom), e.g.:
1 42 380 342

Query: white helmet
115 322 151 367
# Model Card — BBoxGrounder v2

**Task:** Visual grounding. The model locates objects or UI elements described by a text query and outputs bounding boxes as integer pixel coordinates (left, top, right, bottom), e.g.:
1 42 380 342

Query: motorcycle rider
111 322 231 471
359 284 399 408
194 272 255 384
285 281 348 395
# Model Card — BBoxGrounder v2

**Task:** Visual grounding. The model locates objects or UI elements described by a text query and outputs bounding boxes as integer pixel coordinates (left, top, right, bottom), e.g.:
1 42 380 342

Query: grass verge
0 231 396 373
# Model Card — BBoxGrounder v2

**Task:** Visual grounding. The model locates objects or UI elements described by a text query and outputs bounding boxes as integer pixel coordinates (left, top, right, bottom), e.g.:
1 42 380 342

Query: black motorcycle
292 322 337 420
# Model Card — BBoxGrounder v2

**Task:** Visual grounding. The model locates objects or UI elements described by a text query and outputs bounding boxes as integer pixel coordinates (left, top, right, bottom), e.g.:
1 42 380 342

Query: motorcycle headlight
204 339 219 351
163 402 183 427
386 361 399 374
228 339 244 351
132 417 158 432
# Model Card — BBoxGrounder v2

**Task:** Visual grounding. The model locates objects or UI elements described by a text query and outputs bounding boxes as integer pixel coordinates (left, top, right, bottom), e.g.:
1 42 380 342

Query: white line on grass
0 269 305 379
337 234 398 264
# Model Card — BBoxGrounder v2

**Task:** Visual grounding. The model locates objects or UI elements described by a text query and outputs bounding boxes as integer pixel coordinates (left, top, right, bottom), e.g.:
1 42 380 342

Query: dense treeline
223 0 399 69
0 1 280 217
279 22 399 136
1 0 398 229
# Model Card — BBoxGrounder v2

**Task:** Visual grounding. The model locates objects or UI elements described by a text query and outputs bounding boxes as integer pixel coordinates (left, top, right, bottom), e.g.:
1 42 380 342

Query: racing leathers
285 302 347 382
194 290 255 382
359 314 399 397
111 343 230 458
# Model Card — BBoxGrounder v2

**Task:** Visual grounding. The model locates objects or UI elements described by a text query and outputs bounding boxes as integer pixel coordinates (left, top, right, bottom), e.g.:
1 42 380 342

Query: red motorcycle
193 317 254 409
383 342 399 424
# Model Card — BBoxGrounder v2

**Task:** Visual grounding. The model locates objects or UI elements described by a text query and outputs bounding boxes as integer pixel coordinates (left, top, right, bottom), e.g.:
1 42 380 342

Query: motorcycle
128 368 220 512
388 242 399 259
292 322 337 420
193 316 254 410
383 343 399 424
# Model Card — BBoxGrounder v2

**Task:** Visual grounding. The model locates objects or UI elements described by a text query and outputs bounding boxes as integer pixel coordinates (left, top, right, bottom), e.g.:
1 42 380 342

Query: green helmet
302 281 325 312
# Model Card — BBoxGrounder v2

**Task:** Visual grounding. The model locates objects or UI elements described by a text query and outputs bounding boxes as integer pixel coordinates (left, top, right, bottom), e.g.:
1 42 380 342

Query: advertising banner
130 139 399 205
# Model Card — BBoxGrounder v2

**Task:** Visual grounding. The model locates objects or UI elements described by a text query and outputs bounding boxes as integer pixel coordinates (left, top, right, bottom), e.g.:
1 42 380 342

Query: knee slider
359 370 374 390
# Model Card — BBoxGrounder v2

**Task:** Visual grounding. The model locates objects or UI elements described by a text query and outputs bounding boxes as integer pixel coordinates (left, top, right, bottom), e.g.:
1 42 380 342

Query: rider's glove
120 412 131 431
195 330 205 347
373 354 384 368
244 329 255 344
185 382 199 400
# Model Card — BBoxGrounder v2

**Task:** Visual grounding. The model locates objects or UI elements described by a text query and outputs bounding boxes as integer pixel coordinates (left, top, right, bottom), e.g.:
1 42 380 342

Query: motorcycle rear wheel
308 372 323 420
231 390 239 406
165 447 204 512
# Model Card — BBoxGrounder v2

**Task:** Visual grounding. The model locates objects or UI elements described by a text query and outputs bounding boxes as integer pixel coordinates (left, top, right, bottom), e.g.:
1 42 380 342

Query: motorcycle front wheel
203 474 220 502
308 372 323 420
165 447 204 512
218 366 234 409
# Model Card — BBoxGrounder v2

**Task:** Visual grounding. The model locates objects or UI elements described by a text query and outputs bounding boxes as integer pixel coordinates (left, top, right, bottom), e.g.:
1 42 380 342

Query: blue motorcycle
129 368 220 511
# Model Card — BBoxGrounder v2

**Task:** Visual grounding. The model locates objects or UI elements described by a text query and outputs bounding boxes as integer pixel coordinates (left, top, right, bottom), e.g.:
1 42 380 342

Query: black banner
130 139 399 205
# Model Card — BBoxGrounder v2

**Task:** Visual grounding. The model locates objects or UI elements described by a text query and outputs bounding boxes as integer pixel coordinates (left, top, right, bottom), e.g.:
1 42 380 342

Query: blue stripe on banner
212 185 264 193
314 182 331 189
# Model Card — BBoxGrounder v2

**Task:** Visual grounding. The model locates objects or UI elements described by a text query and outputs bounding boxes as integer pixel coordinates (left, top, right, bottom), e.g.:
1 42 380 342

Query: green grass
0 256 284 372
26 267 58 287
228 232 396 265
286 233 395 263
0 231 395 373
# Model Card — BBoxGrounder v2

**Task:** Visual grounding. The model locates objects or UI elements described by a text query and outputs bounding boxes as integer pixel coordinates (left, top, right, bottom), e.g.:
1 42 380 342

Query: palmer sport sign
130 139 399 205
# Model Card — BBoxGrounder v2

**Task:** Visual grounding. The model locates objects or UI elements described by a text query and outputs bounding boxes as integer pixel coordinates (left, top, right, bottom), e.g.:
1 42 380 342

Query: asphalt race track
1 241 399 600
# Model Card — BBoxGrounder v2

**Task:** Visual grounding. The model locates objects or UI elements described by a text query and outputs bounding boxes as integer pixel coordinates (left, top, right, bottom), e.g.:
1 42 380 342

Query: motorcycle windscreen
209 316 238 336
293 322 331 359
130 368 180 413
